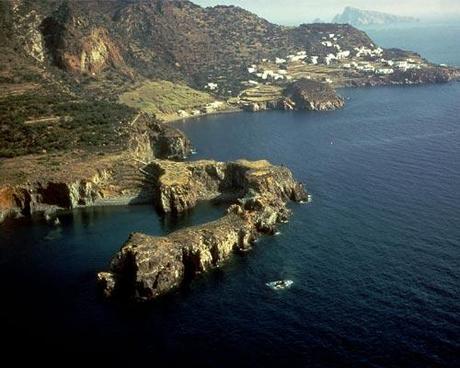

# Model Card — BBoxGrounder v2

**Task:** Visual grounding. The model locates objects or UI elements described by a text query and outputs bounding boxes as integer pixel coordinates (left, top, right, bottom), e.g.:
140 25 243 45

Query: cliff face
240 80 344 112
0 185 30 223
0 114 191 224
98 159 307 300
284 79 345 111
0 165 123 223
41 1 127 76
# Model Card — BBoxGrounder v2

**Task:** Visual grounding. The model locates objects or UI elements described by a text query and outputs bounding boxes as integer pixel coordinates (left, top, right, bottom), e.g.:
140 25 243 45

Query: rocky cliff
240 80 344 112
98 159 307 300
284 79 345 111
0 113 191 224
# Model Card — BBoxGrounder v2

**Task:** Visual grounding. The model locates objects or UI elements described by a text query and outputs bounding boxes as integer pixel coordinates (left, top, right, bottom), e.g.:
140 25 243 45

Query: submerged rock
98 159 308 301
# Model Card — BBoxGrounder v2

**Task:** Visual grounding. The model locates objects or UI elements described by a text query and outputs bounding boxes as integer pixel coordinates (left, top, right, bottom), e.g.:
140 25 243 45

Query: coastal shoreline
163 104 243 124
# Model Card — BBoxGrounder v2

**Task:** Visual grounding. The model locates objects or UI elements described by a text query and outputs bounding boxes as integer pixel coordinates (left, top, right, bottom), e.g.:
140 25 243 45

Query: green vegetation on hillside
119 80 215 120
0 91 136 157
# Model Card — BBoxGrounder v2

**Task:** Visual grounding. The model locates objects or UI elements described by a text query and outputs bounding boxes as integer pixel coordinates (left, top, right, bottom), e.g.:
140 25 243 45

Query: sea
1 24 459 365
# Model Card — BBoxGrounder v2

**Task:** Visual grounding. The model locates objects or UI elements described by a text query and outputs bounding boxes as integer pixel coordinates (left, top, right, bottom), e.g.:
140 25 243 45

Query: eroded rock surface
284 79 345 111
98 159 307 301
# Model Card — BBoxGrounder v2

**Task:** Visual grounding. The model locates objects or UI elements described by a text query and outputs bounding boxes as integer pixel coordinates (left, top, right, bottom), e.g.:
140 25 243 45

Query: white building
288 54 307 62
376 68 394 75
321 41 333 47
177 110 189 117
275 57 287 64
205 82 218 91
325 53 337 65
355 46 383 58
336 50 350 60
395 61 409 69
311 56 319 65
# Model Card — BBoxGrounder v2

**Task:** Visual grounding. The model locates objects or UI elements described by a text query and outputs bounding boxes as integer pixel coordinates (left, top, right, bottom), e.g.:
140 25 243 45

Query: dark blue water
174 84 460 367
2 83 458 365
1 30 460 365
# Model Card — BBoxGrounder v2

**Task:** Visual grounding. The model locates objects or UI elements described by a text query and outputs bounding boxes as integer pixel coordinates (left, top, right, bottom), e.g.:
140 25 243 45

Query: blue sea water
1 27 459 365
365 23 460 67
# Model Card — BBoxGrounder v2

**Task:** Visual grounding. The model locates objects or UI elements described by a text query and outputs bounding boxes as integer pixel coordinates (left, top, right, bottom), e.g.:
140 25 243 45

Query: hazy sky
192 0 460 24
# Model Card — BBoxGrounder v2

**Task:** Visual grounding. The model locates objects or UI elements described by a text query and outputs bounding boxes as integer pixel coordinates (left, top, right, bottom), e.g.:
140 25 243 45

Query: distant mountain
333 6 419 27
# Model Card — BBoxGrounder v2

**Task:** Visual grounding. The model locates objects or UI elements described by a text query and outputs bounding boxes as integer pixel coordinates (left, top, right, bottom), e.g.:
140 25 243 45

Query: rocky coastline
97 159 307 301
0 109 308 302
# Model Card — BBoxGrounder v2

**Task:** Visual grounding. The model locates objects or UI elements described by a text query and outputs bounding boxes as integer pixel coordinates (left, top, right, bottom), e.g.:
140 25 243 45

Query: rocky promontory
97 159 307 300
284 79 345 111
240 79 344 113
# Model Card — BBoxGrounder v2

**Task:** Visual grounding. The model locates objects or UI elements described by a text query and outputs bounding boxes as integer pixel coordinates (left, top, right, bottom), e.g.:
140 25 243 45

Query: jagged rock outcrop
283 79 345 111
97 159 307 301
150 122 192 160
127 114 192 162
0 185 31 223
0 168 115 223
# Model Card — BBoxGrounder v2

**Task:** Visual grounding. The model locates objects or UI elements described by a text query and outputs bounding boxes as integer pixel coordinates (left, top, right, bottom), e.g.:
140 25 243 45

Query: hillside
333 7 419 27
0 0 458 161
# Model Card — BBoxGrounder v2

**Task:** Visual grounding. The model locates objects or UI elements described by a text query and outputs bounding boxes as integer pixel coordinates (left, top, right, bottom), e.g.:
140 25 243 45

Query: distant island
333 6 419 27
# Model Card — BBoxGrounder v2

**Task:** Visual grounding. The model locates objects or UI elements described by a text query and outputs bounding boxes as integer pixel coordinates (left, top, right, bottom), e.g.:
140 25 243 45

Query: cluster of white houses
204 38 425 89
246 64 293 82
342 57 422 74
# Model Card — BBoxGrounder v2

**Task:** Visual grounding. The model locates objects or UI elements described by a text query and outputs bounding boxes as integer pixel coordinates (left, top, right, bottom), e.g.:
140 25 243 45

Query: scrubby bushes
0 92 136 157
